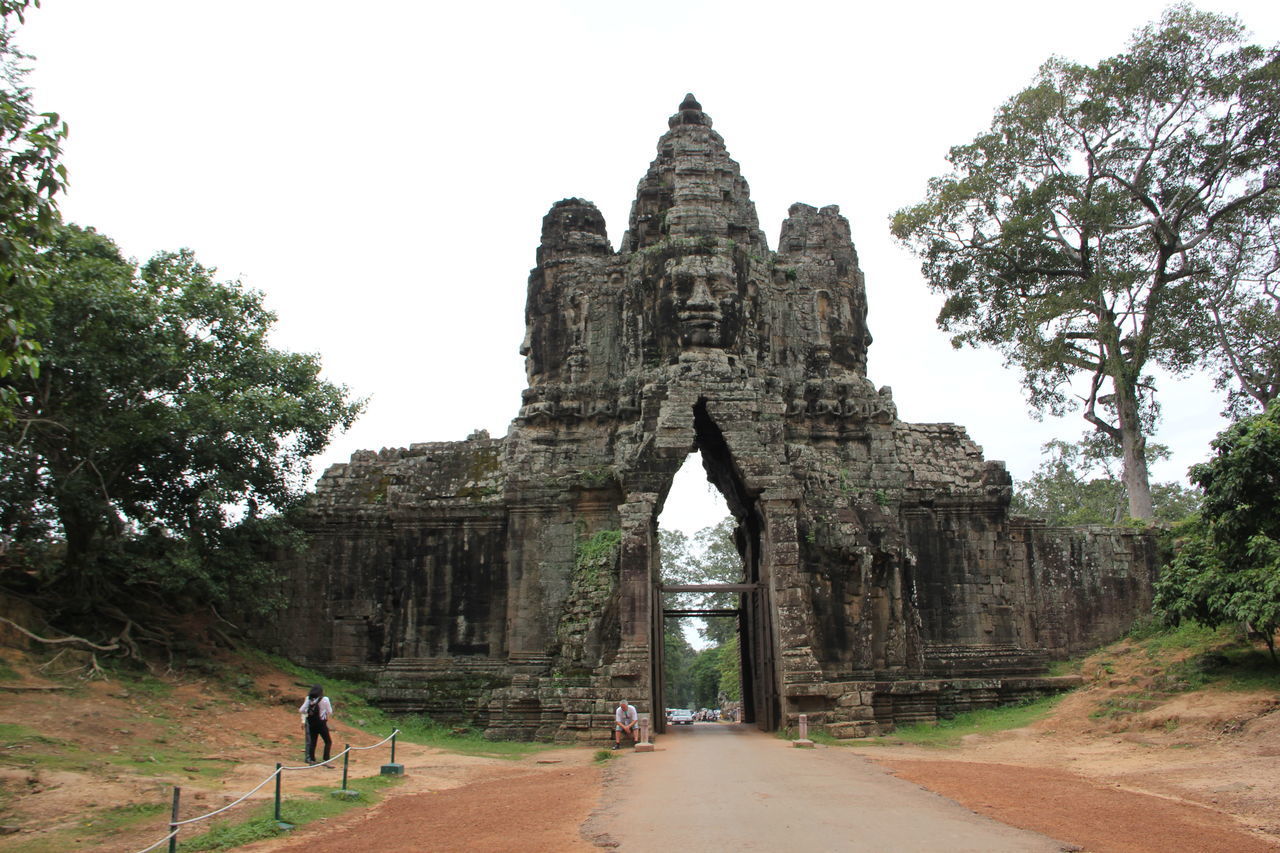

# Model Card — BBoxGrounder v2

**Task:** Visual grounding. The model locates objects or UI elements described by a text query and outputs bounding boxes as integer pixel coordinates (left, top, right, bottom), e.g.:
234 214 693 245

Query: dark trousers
305 718 332 763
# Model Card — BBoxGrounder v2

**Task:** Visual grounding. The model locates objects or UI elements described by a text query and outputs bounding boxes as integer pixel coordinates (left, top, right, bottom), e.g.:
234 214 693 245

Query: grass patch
1123 622 1278 691
244 651 556 759
7 798 173 852
100 661 177 698
1089 695 1150 720
1046 657 1083 676
0 722 62 745
1134 621 1224 654
386 714 554 759
80 800 169 831
178 773 405 851
779 729 846 747
856 696 1064 748
1082 622 1278 723
593 748 615 762
1154 645 1279 693
0 720 233 780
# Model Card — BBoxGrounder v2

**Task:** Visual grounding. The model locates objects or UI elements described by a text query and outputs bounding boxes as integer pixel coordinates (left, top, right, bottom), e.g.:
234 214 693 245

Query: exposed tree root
0 615 121 652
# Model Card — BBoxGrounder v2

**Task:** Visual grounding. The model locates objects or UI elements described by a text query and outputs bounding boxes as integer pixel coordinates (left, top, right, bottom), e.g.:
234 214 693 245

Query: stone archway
258 95 1158 744
648 399 781 733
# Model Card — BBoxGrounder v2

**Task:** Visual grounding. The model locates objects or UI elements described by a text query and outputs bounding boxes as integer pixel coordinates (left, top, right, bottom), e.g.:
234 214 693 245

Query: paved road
590 723 1072 852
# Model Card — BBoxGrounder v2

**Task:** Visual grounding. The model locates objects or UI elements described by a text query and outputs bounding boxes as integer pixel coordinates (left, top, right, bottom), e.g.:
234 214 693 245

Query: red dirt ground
0 633 1276 851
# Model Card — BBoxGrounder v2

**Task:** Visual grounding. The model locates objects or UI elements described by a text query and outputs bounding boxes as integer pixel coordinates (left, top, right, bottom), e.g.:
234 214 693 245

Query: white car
670 708 695 725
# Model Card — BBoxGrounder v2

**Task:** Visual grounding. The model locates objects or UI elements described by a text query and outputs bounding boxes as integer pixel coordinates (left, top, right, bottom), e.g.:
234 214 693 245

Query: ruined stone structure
256 96 1157 741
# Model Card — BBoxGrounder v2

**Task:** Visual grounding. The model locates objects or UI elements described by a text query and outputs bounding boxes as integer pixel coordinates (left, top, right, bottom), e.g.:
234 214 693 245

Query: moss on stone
466 446 501 480
574 528 622 580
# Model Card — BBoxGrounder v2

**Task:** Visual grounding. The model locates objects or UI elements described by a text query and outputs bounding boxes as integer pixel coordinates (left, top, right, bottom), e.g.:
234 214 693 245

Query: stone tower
255 96 1155 740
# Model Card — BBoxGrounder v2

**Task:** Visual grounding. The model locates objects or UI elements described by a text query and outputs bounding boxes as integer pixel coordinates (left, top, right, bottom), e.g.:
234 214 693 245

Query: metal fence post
273 763 296 831
168 786 180 853
381 729 404 776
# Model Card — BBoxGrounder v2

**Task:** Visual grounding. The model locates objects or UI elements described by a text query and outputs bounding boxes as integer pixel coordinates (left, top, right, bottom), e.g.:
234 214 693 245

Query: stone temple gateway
256 96 1156 741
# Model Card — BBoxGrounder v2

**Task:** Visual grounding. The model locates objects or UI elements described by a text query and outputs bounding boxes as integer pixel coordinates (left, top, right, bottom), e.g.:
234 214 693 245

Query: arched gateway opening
650 400 780 733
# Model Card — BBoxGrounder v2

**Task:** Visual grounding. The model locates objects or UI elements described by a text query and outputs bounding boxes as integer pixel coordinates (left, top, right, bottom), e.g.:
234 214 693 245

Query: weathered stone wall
254 95 1157 741
1017 521 1160 657
252 437 509 671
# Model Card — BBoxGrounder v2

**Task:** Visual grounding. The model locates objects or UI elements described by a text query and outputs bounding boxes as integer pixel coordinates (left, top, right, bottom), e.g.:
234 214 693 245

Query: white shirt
615 704 638 725
299 696 334 721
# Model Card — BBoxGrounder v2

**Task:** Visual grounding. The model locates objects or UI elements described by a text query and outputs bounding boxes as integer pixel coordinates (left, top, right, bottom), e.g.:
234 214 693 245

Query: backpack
306 697 322 721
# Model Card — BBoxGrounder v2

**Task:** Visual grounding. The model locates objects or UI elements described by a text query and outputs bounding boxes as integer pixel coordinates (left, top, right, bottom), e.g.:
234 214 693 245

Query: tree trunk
1114 381 1154 521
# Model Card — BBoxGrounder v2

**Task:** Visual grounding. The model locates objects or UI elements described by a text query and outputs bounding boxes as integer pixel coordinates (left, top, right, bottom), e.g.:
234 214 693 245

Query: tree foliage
662 628 740 710
0 0 67 410
1012 437 1199 525
660 518 742 593
1155 402 1280 661
1199 216 1280 418
662 617 697 708
0 225 363 617
892 5 1280 519
659 517 744 706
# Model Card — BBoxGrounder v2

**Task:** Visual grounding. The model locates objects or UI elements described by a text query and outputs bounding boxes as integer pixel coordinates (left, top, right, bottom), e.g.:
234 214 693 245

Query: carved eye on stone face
670 273 694 302
707 273 737 301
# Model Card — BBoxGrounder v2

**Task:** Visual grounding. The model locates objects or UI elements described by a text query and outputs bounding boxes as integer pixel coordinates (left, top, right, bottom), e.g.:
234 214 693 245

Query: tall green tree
662 618 697 708
715 633 741 702
0 0 67 412
1155 402 1280 661
892 5 1280 520
0 225 362 616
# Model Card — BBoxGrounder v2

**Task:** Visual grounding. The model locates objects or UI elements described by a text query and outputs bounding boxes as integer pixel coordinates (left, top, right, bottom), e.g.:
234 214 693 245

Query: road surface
589 723 1072 852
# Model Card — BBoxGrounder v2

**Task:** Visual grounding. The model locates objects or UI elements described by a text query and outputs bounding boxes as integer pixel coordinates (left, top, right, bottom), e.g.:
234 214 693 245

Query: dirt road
588 723 1069 852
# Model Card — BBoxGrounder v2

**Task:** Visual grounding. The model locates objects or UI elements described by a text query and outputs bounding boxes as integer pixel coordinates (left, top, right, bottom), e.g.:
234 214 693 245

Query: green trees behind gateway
892 4 1280 520
1156 403 1280 662
0 225 363 622
1012 437 1200 526
660 520 743 708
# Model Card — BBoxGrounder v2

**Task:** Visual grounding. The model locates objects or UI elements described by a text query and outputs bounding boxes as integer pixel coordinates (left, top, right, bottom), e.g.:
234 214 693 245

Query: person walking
613 699 639 749
300 684 336 766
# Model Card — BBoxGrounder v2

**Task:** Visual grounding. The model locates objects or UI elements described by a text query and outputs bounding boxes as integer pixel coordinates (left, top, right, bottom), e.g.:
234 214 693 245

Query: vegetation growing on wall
555 528 622 669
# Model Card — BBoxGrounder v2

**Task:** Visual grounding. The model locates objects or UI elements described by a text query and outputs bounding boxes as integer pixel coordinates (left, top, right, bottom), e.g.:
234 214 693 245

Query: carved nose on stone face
686 278 717 312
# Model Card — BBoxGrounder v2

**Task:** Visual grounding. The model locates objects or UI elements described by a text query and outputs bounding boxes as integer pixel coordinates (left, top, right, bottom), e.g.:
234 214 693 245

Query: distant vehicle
670 708 695 725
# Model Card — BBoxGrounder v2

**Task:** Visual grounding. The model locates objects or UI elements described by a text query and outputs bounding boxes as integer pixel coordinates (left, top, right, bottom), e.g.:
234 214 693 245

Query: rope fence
131 728 400 853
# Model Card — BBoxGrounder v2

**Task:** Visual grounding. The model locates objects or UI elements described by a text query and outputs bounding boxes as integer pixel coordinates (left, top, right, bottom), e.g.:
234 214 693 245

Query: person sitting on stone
613 699 639 750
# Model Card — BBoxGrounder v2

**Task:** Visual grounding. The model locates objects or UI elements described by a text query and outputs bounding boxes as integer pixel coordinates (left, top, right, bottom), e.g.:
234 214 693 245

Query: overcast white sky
17 0 1280 536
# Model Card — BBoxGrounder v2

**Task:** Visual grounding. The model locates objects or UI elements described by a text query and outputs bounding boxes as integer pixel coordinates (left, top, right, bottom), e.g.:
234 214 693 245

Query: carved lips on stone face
663 253 745 349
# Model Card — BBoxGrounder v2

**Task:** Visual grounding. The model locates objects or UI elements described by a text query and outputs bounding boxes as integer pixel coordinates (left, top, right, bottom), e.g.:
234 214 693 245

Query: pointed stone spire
621 94 767 253
669 92 712 128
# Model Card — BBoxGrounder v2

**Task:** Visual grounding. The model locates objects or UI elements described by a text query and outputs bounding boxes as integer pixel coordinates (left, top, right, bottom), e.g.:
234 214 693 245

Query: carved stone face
661 253 746 349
